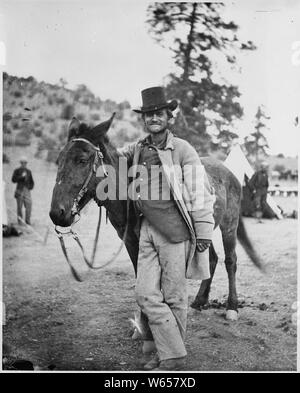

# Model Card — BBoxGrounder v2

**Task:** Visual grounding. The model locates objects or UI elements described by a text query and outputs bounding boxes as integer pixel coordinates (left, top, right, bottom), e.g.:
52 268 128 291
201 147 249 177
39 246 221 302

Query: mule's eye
77 158 88 165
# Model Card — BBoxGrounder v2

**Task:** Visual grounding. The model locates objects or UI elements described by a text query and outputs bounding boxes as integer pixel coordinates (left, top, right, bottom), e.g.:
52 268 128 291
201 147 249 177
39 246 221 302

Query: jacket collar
138 130 175 151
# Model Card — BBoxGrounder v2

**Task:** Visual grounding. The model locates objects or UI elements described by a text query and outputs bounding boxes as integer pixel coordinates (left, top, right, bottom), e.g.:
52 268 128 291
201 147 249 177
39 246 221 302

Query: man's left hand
196 239 212 253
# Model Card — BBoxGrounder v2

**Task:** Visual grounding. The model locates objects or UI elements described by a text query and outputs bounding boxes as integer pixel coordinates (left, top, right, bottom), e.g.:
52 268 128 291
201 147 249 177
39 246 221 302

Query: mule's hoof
190 301 205 311
226 310 238 321
190 301 199 310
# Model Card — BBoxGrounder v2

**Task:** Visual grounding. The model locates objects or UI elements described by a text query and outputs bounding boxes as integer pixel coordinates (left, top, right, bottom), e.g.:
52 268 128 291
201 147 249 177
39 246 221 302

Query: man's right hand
196 239 212 253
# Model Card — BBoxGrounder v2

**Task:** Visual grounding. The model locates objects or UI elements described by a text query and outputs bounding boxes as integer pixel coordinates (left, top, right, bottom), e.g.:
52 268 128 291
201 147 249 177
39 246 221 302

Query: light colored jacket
120 131 215 280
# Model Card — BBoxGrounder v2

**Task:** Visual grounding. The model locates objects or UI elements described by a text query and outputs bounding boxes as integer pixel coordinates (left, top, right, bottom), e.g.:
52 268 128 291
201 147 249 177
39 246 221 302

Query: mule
49 116 263 320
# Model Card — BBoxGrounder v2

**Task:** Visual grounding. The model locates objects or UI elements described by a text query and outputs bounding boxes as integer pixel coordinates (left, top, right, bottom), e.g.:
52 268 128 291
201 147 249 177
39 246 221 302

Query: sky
0 0 299 156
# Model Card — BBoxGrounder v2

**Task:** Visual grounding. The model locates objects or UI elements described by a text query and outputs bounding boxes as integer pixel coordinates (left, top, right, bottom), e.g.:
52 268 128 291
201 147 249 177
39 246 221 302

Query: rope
55 200 130 281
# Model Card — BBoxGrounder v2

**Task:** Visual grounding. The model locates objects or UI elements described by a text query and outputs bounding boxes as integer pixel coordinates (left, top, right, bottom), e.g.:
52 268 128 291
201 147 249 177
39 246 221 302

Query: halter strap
72 138 102 154
70 137 108 216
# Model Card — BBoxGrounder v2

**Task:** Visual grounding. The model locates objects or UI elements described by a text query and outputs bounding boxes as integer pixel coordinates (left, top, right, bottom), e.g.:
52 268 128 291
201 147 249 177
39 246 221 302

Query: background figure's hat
133 86 178 113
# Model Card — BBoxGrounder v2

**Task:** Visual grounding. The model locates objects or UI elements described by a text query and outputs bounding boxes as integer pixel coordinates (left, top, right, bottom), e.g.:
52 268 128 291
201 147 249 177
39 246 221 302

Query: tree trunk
182 2 198 82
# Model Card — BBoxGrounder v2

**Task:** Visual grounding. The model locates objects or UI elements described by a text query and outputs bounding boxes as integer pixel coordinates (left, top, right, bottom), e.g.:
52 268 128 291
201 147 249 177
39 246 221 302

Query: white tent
223 145 283 219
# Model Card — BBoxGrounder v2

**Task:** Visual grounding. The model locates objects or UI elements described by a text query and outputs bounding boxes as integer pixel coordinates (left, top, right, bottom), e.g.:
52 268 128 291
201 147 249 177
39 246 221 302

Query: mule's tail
237 214 265 272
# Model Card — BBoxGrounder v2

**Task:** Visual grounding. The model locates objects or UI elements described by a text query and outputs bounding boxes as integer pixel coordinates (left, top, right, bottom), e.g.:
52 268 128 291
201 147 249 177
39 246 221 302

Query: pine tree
147 2 256 154
243 106 270 167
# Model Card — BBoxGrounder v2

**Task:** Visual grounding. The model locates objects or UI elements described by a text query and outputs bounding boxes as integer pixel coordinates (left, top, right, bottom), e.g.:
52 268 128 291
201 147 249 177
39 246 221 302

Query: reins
55 137 129 282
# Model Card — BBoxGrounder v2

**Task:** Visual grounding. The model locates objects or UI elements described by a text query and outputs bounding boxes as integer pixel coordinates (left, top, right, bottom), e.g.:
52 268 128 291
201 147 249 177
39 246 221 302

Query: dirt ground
2 146 298 371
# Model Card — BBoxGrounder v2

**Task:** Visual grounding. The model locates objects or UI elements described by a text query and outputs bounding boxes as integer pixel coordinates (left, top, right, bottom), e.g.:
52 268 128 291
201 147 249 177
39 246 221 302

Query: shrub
36 135 59 162
45 115 54 123
56 96 66 105
61 104 74 120
3 134 14 146
118 101 131 110
3 125 12 134
82 97 90 105
34 129 43 137
11 119 19 130
14 127 32 146
3 112 12 122
3 153 10 163
47 149 59 163
115 112 123 120
111 127 141 147
76 113 85 121
91 113 100 121
15 135 31 146
49 124 57 134
14 90 22 98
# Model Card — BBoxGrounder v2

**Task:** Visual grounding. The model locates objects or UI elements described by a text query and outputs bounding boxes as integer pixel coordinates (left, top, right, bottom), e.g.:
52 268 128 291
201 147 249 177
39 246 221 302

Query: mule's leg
221 228 239 321
190 243 218 310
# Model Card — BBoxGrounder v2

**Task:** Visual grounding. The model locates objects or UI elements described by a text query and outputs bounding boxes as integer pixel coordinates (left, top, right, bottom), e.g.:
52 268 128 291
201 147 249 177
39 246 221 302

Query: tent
223 145 283 219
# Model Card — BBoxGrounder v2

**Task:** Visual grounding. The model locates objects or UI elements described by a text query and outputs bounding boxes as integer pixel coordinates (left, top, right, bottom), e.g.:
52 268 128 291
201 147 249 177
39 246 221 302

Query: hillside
2 73 144 163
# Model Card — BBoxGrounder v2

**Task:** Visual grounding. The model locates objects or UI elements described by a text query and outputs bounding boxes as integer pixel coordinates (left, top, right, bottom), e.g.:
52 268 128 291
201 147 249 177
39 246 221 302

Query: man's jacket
120 131 215 280
12 167 34 198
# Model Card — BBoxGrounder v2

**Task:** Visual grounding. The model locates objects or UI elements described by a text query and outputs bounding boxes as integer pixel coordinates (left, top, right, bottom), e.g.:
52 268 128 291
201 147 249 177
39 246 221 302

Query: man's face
20 161 27 168
143 108 169 134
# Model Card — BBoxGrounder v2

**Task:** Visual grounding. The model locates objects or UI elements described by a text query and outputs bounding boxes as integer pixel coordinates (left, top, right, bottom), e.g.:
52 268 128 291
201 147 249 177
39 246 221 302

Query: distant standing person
248 161 269 222
12 157 34 225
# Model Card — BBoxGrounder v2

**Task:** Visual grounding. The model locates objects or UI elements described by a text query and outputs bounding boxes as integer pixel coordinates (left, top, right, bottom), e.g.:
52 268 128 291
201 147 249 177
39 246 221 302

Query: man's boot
152 356 187 371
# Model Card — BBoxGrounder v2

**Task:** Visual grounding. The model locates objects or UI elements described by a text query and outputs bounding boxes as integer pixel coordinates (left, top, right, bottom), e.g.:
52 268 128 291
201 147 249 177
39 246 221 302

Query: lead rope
55 200 130 282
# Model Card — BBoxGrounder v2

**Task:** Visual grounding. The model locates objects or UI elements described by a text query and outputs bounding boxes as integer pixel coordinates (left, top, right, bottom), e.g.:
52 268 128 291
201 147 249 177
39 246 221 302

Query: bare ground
2 147 298 371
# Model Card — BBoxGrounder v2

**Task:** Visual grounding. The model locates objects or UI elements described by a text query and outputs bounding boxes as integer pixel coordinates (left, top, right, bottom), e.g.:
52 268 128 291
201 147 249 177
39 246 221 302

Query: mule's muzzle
49 204 73 227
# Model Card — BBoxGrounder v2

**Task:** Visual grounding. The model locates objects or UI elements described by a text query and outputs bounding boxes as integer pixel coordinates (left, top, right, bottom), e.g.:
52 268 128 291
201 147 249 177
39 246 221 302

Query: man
12 157 34 225
248 161 269 223
121 87 215 371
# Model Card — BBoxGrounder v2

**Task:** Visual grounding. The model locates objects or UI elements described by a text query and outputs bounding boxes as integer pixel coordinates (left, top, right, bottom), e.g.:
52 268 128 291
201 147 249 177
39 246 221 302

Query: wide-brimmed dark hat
133 86 178 114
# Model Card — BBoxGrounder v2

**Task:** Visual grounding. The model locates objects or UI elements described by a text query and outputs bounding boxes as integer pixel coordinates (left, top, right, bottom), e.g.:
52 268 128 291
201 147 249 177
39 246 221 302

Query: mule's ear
68 117 81 140
90 112 116 140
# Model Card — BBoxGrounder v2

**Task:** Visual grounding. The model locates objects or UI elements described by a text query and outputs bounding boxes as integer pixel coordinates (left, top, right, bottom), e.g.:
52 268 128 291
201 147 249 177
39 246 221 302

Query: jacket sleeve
28 170 34 190
12 169 21 183
180 142 215 240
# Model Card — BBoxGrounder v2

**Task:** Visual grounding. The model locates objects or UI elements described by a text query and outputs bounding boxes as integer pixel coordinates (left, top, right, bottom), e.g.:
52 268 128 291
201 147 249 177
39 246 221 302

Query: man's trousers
135 218 189 361
16 189 32 224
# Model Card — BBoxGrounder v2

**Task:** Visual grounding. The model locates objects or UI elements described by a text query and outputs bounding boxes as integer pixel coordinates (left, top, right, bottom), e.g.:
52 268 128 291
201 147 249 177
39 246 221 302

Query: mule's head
49 114 115 227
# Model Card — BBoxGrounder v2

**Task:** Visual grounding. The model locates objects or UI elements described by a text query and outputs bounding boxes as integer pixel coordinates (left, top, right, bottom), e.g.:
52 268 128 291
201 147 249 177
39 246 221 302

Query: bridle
70 137 108 216
55 137 129 282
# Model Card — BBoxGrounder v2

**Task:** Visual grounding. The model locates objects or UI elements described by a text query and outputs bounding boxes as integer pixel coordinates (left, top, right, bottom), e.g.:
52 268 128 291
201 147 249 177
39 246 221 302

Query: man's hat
133 86 178 114
20 156 28 163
